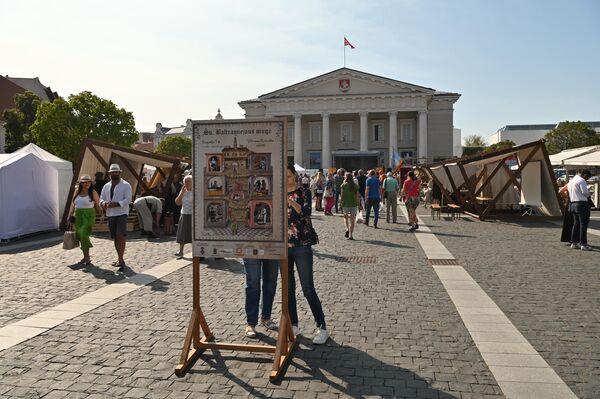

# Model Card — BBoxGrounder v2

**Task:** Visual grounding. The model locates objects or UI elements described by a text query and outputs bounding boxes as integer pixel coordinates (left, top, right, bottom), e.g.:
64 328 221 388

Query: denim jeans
288 245 326 329
334 190 340 213
244 259 279 326
570 201 590 246
365 198 380 226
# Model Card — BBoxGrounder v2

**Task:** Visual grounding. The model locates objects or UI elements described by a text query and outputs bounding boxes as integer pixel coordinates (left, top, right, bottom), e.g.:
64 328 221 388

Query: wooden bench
92 210 140 233
447 204 462 220
431 200 442 220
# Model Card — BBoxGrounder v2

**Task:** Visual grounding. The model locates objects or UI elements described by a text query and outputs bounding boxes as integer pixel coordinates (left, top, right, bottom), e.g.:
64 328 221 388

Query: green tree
155 136 192 158
3 91 41 152
31 91 137 162
464 134 487 147
485 140 516 153
544 121 600 154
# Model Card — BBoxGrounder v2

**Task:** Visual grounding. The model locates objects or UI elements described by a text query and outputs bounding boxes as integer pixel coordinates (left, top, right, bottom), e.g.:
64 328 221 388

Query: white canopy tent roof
294 163 306 173
0 153 59 240
12 143 73 219
562 148 600 167
548 145 600 166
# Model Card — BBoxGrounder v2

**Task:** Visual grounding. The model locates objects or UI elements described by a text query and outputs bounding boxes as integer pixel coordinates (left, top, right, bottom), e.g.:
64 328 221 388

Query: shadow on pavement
67 263 172 291
360 239 412 249
185 337 454 398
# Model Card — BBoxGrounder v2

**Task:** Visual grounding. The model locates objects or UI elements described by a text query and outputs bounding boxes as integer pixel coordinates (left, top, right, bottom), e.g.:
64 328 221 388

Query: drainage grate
344 256 377 264
428 259 460 266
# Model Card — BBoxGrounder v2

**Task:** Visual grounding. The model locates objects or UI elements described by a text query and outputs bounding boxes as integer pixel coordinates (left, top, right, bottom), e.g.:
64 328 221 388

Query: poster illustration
193 119 286 259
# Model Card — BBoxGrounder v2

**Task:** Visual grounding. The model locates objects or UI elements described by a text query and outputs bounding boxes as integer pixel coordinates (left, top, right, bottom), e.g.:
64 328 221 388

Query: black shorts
108 215 128 239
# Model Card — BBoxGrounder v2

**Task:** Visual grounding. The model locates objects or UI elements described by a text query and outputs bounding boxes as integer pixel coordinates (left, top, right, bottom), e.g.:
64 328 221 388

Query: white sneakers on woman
312 328 329 345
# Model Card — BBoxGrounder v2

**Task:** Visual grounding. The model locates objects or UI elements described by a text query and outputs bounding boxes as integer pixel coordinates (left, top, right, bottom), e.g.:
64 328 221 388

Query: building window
340 122 353 143
401 122 413 143
309 123 321 143
309 151 321 168
287 125 294 145
372 122 384 142
400 150 416 164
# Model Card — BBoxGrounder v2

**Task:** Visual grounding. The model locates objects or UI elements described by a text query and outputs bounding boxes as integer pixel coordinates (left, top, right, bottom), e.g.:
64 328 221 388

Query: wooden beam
443 165 464 207
86 142 110 172
457 163 482 216
61 141 89 228
480 146 539 219
423 166 455 206
119 156 151 194
474 157 511 197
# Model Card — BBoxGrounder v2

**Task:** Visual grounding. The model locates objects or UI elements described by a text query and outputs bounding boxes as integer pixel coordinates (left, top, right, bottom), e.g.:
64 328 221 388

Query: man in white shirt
566 170 592 250
100 164 133 270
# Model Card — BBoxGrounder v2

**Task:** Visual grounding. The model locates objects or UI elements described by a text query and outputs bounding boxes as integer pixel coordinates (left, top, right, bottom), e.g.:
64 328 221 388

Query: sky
2 0 599 143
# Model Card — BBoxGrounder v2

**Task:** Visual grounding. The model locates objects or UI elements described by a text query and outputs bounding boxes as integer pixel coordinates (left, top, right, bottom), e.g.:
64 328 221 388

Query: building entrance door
334 155 378 172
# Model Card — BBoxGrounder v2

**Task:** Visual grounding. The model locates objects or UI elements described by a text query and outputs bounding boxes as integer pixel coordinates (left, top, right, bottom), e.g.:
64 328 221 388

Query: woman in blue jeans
244 258 279 338
286 163 329 345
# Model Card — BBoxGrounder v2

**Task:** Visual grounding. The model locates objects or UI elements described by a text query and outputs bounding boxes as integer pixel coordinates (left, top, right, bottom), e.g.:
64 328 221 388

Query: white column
294 114 302 166
389 111 398 167
418 110 428 163
360 112 368 151
321 112 331 169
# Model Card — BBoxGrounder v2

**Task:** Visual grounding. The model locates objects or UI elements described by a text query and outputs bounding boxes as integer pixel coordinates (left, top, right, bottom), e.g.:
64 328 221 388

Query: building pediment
259 68 435 100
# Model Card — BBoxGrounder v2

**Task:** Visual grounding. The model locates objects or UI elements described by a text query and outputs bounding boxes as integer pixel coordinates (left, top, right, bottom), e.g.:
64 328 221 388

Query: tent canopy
548 145 600 166
0 153 59 240
562 148 600 167
13 143 72 219
63 139 182 227
422 140 562 220
294 163 306 173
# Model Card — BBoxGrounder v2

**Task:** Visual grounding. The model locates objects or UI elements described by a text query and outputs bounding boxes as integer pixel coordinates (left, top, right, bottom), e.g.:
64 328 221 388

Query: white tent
294 163 306 173
562 148 600 167
548 145 600 166
13 143 73 219
0 152 59 240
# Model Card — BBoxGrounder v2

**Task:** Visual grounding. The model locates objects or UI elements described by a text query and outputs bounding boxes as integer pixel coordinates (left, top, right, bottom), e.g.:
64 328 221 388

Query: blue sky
3 0 599 143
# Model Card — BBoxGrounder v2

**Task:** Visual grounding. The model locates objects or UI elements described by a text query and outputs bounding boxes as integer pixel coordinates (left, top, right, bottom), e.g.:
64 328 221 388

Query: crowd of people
296 166 427 236
67 162 432 345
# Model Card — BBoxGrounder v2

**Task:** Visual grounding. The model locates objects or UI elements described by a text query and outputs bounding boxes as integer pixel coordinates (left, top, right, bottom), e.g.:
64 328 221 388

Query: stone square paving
0 206 598 398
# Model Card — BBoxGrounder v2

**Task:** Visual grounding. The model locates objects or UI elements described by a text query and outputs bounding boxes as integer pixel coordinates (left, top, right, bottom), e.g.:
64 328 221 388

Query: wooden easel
175 256 296 382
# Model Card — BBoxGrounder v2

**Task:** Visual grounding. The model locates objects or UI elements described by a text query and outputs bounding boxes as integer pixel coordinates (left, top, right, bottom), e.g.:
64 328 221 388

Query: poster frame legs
175 256 296 382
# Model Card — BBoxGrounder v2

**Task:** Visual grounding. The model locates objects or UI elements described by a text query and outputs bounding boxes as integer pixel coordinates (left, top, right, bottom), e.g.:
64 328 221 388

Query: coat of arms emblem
338 79 350 93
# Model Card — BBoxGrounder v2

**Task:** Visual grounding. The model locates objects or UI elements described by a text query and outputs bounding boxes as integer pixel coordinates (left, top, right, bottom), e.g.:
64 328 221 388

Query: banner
192 119 287 259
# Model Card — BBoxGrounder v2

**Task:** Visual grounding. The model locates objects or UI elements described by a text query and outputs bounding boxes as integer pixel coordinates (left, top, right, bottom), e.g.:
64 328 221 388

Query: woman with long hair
68 175 101 265
323 173 335 215
287 163 329 345
311 171 325 211
400 170 421 231
340 172 360 240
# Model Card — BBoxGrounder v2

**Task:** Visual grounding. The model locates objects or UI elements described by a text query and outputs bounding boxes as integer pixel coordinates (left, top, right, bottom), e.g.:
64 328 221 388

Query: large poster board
192 119 287 259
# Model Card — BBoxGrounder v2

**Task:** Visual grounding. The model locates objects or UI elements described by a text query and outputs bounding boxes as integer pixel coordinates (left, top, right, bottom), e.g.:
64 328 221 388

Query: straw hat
109 164 122 173
79 174 93 183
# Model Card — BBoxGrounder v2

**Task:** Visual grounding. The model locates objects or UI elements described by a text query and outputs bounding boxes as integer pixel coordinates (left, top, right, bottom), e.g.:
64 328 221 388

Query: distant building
238 67 460 170
453 128 462 157
154 110 223 148
489 122 600 146
133 132 154 152
0 75 59 153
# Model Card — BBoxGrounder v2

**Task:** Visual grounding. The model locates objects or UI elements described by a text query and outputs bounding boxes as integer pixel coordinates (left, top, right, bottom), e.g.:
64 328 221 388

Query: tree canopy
3 91 41 152
155 136 192 159
464 134 487 147
485 140 515 153
544 121 600 154
30 91 138 162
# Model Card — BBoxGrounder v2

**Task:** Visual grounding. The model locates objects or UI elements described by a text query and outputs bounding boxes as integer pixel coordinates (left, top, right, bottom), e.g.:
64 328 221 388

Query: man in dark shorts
100 164 132 271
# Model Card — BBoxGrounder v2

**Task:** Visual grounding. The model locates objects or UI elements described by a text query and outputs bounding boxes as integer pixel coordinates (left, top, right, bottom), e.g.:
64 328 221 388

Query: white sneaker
292 325 300 337
581 245 592 251
312 328 329 345
571 243 580 249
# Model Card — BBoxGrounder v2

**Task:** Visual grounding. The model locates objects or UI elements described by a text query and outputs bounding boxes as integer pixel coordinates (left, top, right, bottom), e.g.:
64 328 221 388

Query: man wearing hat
383 171 399 223
100 164 132 271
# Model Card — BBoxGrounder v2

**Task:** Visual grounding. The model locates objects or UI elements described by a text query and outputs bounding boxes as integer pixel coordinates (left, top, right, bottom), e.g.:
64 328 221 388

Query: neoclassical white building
238 67 460 170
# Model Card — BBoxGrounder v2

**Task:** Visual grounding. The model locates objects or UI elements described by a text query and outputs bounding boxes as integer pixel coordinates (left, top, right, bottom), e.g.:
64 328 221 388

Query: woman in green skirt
68 175 101 265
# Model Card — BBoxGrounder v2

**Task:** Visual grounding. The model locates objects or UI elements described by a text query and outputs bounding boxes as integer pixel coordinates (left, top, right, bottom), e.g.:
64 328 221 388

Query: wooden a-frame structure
62 138 182 228
421 140 563 220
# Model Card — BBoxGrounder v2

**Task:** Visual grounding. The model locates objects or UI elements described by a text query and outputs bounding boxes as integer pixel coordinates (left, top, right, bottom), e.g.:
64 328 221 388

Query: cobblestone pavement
416 208 600 399
0 206 596 398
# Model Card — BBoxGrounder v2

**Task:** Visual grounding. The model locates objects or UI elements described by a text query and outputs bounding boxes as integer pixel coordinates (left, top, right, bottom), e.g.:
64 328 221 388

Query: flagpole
343 35 346 67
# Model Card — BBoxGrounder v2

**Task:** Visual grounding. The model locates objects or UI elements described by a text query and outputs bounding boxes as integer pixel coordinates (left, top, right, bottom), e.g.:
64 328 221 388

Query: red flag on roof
344 37 355 49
